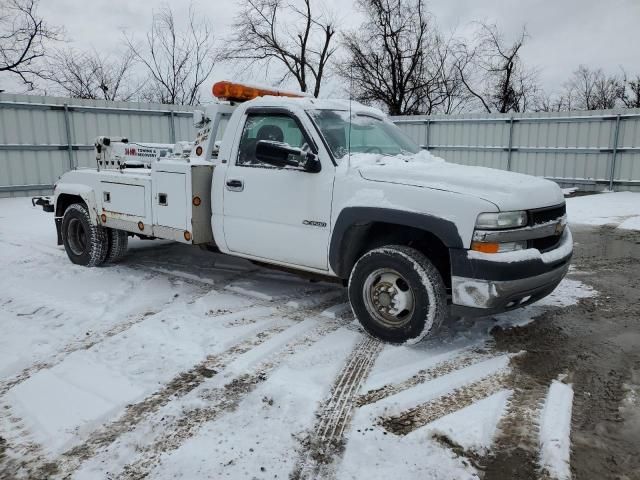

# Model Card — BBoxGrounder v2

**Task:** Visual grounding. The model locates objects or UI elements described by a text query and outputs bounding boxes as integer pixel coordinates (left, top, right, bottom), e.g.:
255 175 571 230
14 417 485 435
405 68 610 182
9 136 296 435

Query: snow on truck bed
0 193 621 479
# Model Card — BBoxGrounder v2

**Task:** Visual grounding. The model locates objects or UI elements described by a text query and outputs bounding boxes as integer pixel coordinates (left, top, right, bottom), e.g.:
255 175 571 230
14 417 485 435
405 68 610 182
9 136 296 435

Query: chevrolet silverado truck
34 81 573 344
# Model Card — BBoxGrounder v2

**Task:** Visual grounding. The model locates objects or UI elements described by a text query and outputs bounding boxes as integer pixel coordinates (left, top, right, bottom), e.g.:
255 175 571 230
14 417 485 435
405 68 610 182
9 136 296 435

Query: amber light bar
212 81 306 102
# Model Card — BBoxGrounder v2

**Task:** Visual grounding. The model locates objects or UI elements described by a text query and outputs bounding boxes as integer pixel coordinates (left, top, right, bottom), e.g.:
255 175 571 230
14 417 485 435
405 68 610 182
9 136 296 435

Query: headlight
476 211 528 230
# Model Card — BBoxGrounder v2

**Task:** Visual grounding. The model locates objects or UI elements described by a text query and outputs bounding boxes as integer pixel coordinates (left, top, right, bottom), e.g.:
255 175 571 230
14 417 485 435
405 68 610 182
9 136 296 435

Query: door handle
226 179 244 192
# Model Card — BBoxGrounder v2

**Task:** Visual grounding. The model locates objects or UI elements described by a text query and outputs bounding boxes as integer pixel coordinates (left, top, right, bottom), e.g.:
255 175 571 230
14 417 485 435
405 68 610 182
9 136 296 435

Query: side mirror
255 140 320 172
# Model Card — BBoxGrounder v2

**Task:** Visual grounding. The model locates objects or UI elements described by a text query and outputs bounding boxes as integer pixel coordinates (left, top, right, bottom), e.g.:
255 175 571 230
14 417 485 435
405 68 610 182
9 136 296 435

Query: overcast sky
23 0 640 99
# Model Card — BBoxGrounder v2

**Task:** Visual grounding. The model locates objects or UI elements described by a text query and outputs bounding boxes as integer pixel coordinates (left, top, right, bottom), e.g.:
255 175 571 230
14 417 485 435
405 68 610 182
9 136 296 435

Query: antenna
347 65 353 171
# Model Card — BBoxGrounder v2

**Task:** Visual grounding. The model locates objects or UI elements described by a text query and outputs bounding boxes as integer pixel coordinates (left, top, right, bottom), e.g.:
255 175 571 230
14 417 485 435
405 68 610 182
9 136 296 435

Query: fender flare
329 207 463 278
55 184 100 223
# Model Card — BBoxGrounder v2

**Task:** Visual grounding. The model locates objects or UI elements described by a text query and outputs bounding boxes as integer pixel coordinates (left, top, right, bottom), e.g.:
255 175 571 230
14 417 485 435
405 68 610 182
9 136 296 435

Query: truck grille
529 235 561 253
528 204 566 226
527 203 566 253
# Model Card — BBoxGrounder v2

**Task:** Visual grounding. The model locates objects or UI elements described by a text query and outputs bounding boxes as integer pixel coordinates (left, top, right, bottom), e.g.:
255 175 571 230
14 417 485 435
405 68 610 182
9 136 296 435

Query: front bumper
449 228 573 317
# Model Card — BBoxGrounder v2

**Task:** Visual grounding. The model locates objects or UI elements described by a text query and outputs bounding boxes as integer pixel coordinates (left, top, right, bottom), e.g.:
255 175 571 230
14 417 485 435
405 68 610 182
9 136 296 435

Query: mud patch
379 373 507 436
356 348 496 407
483 227 640 479
432 433 485 471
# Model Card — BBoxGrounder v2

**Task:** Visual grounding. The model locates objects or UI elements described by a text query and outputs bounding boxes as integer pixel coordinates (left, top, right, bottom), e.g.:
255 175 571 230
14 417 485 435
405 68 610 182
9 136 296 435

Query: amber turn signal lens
100 213 107 223
212 81 304 102
195 146 203 156
192 196 201 206
137 221 144 231
184 231 192 241
470 241 500 254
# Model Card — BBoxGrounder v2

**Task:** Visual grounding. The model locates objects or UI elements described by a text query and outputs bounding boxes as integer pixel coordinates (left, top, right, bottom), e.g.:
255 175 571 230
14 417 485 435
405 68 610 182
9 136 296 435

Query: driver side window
237 114 306 166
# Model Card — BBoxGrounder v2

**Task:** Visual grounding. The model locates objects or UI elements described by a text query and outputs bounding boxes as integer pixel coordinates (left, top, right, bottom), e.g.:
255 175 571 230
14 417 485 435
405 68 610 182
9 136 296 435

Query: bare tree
0 0 61 90
226 0 337 98
126 4 215 105
456 23 536 113
532 89 572 112
563 65 623 110
340 0 461 115
619 70 640 108
42 48 139 101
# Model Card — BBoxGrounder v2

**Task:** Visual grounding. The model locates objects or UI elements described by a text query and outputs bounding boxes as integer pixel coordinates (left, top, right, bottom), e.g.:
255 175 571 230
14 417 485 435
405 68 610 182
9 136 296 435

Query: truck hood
352 151 565 211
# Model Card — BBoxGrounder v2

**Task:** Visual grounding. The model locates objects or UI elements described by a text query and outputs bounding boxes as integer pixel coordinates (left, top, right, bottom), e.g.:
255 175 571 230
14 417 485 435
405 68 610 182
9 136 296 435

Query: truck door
222 111 333 270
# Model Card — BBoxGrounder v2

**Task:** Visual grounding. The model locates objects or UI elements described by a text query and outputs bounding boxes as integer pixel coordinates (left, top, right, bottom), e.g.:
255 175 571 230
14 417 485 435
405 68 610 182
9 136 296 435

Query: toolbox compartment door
101 182 146 218
152 172 188 229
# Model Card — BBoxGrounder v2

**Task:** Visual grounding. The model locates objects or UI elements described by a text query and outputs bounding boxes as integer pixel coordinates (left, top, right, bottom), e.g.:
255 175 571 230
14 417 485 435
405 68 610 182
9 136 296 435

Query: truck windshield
308 109 420 161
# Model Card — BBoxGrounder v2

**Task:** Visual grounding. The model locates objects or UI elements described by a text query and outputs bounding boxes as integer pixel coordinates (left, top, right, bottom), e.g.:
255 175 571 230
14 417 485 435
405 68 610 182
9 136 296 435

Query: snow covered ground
1 192 632 479
566 191 640 230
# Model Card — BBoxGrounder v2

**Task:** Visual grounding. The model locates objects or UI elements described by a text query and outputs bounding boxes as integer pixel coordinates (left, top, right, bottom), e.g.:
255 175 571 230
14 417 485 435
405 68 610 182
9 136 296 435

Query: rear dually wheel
105 228 129 263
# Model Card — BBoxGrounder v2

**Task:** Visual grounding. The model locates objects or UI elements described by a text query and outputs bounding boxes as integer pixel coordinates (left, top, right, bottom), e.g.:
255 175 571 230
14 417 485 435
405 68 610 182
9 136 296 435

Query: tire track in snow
0 280 332 476
480 371 549 479
0 314 285 480
35 320 293 479
112 315 351 480
378 372 508 435
0 260 342 399
131 262 343 306
0 309 163 398
356 347 498 407
0 238 64 259
0 286 201 398
0 402 58 480
292 337 383 480
6 290 349 479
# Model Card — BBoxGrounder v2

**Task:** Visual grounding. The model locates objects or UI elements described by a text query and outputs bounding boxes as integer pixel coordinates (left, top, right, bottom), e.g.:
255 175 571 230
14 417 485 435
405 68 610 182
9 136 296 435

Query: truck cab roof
238 95 386 119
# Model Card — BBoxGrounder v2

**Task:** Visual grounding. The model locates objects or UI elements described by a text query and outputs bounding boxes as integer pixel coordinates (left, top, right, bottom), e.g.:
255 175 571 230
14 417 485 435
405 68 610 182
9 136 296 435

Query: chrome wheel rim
362 268 415 328
67 218 87 256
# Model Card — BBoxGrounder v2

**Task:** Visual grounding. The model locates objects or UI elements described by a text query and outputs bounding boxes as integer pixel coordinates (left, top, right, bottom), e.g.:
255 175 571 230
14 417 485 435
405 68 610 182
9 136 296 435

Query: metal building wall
0 93 196 198
392 109 640 192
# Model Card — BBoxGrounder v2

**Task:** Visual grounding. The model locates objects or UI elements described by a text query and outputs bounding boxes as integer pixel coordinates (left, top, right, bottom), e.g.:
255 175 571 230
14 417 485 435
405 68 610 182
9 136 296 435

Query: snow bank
566 192 640 230
538 380 574 480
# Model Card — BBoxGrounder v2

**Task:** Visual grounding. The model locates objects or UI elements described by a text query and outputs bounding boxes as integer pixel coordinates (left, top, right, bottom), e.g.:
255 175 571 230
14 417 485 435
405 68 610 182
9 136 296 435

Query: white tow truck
34 81 573 344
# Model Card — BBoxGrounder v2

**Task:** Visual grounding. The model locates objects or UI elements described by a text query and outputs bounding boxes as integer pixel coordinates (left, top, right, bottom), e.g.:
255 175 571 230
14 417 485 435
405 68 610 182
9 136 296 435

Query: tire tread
105 229 129 263
62 203 108 267
348 245 447 344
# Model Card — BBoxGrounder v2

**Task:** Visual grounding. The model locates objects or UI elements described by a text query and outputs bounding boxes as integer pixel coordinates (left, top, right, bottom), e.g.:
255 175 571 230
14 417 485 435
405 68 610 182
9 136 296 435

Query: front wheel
348 245 447 344
61 203 108 267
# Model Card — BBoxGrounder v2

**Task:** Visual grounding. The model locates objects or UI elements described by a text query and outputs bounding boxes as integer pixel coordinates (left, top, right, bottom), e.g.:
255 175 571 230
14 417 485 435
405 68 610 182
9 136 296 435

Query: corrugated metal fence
392 109 640 192
2 94 639 196
0 93 196 198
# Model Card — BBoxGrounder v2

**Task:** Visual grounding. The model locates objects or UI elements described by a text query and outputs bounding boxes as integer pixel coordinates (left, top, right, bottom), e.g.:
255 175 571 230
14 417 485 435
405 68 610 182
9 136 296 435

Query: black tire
348 245 447 345
61 203 108 267
105 228 129 263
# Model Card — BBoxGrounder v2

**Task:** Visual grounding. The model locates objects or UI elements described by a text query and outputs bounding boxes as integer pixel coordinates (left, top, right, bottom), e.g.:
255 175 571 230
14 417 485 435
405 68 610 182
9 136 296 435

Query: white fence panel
0 93 196 198
392 109 640 192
